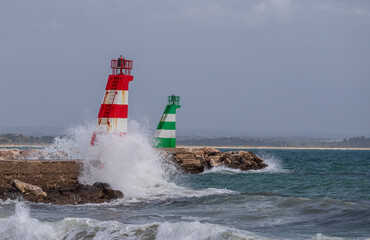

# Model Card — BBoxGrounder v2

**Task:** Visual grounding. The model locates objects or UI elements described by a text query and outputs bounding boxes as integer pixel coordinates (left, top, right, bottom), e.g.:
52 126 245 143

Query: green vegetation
1 133 369 148
0 134 55 144
178 136 370 148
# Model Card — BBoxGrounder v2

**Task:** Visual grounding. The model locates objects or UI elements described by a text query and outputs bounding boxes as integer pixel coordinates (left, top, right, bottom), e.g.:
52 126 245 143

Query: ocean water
0 126 369 239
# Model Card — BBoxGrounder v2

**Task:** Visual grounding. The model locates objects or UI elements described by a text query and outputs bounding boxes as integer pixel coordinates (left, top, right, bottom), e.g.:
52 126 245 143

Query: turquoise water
187 149 370 201
0 149 369 239
177 149 370 239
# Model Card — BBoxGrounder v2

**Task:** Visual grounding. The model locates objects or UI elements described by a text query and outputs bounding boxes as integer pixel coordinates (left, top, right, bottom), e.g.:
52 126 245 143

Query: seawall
0 160 81 189
0 147 267 189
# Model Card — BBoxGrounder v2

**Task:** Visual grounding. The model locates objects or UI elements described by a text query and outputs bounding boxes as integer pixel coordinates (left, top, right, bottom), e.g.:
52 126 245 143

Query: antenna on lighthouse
91 55 134 145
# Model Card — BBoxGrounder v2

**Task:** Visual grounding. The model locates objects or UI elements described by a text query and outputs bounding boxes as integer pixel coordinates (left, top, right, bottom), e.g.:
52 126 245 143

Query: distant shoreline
1 144 369 151
177 145 370 150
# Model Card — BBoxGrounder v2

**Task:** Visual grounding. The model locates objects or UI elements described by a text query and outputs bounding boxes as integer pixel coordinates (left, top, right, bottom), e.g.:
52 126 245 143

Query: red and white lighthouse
91 55 133 145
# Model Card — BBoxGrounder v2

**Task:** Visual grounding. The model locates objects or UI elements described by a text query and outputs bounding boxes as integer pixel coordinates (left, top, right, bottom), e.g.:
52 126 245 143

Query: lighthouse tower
154 95 181 148
91 55 133 145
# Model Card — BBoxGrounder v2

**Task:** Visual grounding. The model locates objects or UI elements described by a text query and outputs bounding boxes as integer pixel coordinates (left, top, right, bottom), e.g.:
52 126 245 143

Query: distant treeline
1 133 370 148
178 136 370 148
0 134 55 144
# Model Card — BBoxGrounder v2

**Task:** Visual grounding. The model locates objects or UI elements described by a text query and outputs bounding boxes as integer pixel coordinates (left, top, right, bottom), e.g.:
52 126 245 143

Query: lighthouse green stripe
163 105 180 114
155 138 176 148
156 122 176 130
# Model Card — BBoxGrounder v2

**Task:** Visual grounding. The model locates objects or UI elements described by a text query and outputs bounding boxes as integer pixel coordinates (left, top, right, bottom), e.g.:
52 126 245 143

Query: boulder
202 147 221 156
42 182 123 205
93 182 112 190
209 155 222 167
172 151 204 174
93 182 124 199
11 179 47 198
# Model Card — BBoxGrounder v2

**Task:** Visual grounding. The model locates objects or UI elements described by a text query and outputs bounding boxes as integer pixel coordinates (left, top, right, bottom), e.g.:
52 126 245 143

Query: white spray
46 120 234 200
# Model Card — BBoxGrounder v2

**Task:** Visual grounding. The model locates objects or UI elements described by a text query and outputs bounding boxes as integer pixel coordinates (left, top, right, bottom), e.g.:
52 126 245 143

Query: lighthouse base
90 132 126 145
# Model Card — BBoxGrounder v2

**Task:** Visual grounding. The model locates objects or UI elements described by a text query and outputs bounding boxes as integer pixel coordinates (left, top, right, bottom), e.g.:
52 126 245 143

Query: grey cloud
0 0 369 137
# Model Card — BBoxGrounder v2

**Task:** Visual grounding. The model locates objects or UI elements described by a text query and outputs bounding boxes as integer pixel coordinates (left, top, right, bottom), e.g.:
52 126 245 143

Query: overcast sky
0 0 369 137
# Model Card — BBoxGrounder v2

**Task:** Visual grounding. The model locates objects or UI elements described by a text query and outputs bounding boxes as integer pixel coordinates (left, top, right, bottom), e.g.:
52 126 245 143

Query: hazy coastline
178 145 370 150
1 144 369 151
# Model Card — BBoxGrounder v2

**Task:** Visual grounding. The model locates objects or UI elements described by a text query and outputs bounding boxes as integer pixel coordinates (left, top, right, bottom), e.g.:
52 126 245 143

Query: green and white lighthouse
154 95 181 148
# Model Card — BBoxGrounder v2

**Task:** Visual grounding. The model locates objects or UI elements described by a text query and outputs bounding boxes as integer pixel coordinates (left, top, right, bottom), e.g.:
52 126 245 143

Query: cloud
314 2 370 17
252 0 292 18
177 0 293 29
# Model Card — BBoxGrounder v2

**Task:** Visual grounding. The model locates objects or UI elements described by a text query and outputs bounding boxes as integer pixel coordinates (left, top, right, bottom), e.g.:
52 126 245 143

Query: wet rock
209 155 222 167
1 181 124 205
45 182 123 204
162 147 267 174
12 179 47 199
93 182 112 190
172 151 204 174
93 182 123 199
223 157 232 167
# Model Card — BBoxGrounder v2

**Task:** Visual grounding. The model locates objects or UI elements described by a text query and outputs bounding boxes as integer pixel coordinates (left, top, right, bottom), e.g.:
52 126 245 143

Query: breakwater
0 147 267 204
0 160 80 189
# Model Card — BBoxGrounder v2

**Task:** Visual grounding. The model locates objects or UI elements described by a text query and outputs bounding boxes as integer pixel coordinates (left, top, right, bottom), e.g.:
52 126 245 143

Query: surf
45 120 234 201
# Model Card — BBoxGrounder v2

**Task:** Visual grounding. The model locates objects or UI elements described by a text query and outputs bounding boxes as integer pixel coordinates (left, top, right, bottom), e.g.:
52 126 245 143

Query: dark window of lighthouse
117 58 124 68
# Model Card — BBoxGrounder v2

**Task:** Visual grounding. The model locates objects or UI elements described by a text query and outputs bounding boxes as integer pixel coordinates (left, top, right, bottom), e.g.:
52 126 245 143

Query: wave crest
0 203 270 240
44 121 235 201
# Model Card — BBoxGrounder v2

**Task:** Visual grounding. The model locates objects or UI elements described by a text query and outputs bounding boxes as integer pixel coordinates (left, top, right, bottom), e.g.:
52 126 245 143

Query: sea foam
202 153 289 175
0 203 269 240
45 120 234 201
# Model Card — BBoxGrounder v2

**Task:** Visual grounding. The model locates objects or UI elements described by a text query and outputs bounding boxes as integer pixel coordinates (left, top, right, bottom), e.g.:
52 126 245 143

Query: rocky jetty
0 159 123 204
163 147 267 174
0 147 266 203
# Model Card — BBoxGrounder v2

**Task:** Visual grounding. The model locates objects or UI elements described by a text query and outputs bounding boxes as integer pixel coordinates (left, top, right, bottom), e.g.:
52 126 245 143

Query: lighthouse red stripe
98 104 128 118
105 75 133 91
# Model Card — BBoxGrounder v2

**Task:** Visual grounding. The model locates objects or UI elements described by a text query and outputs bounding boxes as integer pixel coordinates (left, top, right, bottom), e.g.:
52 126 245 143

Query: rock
0 149 21 160
223 157 232 167
102 188 124 199
209 156 222 167
0 148 50 160
12 179 47 198
0 163 124 204
1 182 124 205
202 147 221 156
162 147 267 174
93 182 124 199
39 183 123 205
19 149 47 160
93 182 112 190
259 162 268 168
172 151 204 174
